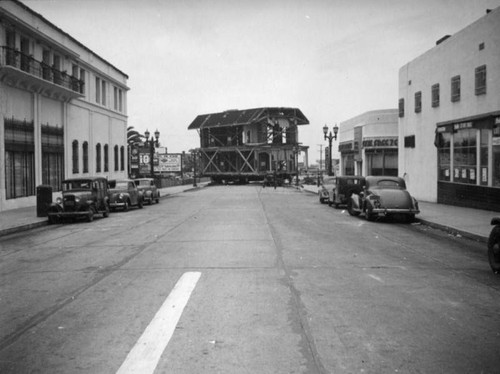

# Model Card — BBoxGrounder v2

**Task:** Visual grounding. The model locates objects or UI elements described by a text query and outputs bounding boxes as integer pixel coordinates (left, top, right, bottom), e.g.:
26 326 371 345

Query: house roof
188 107 309 130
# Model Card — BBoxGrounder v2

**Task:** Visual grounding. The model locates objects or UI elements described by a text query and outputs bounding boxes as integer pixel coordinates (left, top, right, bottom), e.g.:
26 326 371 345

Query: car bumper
109 202 127 209
47 211 90 218
372 208 420 215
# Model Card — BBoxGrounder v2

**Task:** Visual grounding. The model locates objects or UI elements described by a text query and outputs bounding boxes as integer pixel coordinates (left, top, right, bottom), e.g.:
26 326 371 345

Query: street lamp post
144 128 160 178
323 124 339 176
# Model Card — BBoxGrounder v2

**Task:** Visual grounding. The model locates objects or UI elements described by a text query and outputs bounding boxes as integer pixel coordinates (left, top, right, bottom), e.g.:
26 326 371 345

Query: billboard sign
159 153 182 172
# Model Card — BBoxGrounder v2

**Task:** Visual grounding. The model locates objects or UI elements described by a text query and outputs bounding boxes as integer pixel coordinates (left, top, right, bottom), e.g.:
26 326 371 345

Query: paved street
0 185 499 373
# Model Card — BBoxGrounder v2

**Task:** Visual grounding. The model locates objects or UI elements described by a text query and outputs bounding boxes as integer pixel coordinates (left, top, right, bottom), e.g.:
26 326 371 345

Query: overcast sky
22 0 500 160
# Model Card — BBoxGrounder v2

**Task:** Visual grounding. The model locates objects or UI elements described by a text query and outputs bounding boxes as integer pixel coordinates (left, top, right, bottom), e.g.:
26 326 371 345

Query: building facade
398 7 500 210
338 109 399 177
0 0 129 212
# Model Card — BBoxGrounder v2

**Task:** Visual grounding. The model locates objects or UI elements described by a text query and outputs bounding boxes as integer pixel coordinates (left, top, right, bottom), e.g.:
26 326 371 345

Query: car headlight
56 197 62 204
75 197 80 203
119 193 124 201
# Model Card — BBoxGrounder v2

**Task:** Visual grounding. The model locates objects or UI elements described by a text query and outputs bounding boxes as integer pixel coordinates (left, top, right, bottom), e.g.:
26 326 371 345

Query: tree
127 126 143 146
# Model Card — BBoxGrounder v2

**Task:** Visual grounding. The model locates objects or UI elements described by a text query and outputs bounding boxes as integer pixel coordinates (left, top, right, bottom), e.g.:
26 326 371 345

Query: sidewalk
300 184 496 243
0 182 497 242
0 182 209 238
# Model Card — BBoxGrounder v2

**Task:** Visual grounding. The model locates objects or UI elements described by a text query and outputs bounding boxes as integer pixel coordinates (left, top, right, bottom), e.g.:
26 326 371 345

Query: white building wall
399 7 500 203
0 0 129 211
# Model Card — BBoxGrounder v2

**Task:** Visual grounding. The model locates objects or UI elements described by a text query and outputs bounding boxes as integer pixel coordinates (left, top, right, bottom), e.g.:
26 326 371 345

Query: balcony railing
0 46 84 94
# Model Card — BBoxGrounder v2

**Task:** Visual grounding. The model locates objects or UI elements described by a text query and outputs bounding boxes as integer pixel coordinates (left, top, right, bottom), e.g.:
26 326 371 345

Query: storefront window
4 118 35 199
343 154 354 175
453 128 476 184
366 150 398 176
480 129 489 186
438 132 451 181
493 124 500 187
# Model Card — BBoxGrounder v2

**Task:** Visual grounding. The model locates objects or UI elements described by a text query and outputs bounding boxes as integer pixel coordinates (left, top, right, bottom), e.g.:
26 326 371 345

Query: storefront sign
362 138 398 148
339 142 354 152
453 121 473 130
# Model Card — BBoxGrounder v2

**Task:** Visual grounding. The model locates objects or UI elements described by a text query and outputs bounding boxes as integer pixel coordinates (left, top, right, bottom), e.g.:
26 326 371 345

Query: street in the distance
0 185 499 373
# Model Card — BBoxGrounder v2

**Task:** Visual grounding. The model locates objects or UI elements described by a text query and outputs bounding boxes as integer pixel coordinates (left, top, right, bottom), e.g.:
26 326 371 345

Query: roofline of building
399 5 500 72
12 0 129 79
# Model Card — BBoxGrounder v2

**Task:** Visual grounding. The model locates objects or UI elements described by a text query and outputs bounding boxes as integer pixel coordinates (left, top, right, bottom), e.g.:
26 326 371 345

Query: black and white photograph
1 0 500 372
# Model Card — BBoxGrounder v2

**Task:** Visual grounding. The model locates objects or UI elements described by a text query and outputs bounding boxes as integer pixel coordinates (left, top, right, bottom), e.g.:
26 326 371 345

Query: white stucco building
338 109 399 177
398 7 500 210
0 0 129 211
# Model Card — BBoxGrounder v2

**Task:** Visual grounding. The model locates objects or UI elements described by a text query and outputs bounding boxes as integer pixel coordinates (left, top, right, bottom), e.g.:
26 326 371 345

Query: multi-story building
0 0 129 212
398 7 500 210
338 109 399 177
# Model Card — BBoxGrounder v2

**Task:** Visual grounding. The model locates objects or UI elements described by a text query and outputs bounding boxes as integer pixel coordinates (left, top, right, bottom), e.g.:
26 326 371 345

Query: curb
416 218 488 244
0 220 48 238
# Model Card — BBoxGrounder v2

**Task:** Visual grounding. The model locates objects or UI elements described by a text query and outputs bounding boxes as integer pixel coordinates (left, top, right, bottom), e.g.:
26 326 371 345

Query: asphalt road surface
0 185 499 373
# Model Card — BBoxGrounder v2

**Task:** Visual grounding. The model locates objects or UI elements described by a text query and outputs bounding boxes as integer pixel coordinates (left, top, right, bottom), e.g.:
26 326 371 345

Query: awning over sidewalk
188 107 309 130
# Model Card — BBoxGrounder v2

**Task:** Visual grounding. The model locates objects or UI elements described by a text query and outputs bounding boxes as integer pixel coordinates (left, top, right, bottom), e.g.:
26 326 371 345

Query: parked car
318 176 337 204
328 176 366 208
302 175 317 185
47 177 109 223
108 179 143 211
488 217 500 273
134 178 160 205
347 176 420 222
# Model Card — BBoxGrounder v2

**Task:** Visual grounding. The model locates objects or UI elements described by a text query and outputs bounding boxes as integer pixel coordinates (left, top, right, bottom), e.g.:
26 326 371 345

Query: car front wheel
87 210 94 222
103 204 110 218
347 199 360 216
488 226 500 274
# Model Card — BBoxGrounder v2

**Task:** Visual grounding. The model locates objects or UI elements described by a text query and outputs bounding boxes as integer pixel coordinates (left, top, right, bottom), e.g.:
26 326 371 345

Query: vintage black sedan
108 179 143 211
134 178 160 205
347 176 420 222
328 176 366 208
47 177 110 223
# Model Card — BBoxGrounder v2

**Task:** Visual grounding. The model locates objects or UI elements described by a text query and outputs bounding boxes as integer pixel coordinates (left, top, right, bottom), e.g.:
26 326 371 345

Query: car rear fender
350 193 362 211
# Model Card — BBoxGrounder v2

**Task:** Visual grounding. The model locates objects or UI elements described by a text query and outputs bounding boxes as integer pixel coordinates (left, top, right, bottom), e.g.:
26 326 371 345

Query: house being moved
188 107 309 184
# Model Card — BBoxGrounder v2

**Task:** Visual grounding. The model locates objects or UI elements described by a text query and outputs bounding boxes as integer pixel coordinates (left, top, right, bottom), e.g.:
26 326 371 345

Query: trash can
36 185 53 217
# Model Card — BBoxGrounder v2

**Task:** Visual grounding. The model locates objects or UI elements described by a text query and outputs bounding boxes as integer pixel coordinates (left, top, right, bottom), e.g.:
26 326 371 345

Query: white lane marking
367 274 384 283
116 271 201 374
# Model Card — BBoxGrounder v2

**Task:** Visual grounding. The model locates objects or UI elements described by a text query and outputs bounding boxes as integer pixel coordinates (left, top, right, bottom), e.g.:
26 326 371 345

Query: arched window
96 143 101 172
120 146 125 171
104 144 109 172
114 145 119 171
82 141 89 173
72 140 79 173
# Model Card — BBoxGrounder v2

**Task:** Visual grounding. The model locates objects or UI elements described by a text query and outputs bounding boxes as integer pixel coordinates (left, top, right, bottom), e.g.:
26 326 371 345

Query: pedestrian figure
273 170 277 190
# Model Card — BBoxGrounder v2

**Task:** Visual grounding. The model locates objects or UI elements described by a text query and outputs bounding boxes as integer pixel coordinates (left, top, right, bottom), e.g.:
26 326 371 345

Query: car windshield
136 180 149 186
114 181 129 189
323 177 336 184
62 180 92 191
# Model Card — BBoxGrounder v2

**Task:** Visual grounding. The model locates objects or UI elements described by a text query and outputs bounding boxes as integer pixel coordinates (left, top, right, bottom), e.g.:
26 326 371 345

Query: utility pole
317 144 323 186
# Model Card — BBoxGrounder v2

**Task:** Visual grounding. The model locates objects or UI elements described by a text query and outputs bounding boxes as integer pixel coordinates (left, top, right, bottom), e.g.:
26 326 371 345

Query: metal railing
0 46 84 94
